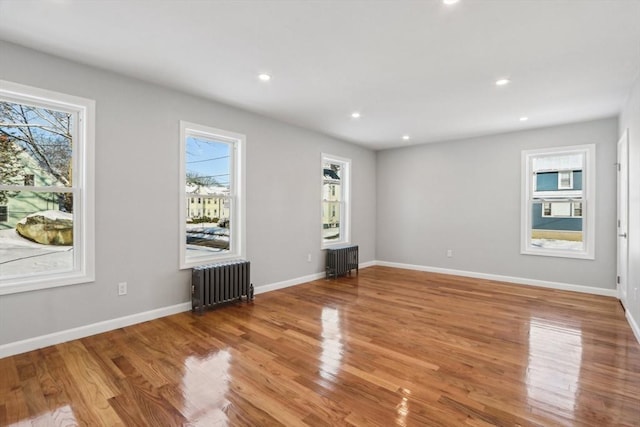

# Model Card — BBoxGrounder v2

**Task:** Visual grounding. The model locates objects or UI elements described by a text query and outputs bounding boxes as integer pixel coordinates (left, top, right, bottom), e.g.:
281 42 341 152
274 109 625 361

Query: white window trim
521 144 595 260
321 153 351 249
0 80 95 295
179 121 246 269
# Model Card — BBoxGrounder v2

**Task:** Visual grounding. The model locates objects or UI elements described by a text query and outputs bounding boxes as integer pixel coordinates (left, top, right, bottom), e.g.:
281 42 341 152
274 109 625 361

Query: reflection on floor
1 266 639 426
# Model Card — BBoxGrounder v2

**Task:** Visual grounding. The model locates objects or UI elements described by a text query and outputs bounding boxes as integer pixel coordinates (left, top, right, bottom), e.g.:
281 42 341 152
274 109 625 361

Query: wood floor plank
1 266 639 426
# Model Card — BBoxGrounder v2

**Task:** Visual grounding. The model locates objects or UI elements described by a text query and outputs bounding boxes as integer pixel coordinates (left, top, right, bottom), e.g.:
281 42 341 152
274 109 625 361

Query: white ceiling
1 0 639 150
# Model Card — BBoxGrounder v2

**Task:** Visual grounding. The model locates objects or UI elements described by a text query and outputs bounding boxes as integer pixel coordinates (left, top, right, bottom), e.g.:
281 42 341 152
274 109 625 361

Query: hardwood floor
1 266 639 426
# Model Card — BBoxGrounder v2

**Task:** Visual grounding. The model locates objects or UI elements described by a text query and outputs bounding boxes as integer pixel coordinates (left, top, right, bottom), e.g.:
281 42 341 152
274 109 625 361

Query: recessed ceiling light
495 78 511 86
258 73 271 82
402 135 410 141
520 116 529 121
443 0 459 5
351 112 361 119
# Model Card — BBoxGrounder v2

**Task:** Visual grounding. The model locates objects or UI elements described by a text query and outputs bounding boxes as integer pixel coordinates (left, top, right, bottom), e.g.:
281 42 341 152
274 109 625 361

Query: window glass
322 154 350 247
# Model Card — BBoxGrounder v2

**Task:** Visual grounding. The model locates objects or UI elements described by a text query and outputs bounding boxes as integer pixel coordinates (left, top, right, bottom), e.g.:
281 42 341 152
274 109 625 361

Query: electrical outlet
307 253 312 262
118 282 127 296
447 249 453 258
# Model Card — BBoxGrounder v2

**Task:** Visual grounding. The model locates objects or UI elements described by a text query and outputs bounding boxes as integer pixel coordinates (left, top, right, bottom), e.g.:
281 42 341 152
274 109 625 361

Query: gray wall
0 42 377 345
376 118 618 289
620 73 640 331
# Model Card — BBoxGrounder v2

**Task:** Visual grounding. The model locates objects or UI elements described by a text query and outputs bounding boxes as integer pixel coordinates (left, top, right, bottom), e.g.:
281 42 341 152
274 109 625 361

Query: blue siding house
532 170 582 232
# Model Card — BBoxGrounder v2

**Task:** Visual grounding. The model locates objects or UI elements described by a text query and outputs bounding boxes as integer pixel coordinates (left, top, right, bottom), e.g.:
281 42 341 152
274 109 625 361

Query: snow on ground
322 228 340 240
18 209 73 224
0 228 73 277
531 239 583 251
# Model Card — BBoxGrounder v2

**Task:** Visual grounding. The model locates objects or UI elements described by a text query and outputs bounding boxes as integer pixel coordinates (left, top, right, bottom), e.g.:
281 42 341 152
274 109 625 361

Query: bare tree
0 101 73 211
0 134 24 205
0 101 72 187
186 172 221 187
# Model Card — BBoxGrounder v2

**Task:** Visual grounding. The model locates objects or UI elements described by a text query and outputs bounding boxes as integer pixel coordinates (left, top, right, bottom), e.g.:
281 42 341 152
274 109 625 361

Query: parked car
218 218 229 228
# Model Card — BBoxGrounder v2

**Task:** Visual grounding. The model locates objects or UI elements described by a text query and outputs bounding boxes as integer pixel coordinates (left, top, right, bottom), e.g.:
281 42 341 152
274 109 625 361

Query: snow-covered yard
186 222 230 253
0 228 72 277
531 238 583 251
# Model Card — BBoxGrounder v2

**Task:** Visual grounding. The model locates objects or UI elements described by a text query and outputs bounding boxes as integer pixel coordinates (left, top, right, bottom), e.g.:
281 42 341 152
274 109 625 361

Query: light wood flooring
1 266 639 426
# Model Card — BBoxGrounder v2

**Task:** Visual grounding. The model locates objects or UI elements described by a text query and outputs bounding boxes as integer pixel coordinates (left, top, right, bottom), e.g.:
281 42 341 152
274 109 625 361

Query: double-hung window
0 80 95 294
179 121 245 268
521 144 595 259
321 153 351 248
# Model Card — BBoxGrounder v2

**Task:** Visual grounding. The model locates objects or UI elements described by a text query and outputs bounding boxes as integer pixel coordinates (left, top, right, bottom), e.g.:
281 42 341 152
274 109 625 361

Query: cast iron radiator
192 260 254 314
326 245 359 279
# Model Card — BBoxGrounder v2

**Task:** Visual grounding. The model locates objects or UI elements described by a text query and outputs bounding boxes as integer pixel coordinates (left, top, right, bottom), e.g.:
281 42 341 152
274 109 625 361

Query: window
321 153 351 248
180 121 245 268
0 80 95 294
558 170 573 189
572 202 582 217
521 144 595 259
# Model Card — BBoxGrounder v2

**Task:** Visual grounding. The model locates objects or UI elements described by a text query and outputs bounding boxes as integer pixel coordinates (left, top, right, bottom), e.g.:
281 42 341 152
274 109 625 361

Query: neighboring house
0 142 63 230
322 167 340 231
532 155 583 237
185 184 230 220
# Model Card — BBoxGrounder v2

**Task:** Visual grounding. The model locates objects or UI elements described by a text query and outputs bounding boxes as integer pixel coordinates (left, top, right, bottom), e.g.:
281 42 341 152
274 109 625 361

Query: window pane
0 191 74 279
323 162 341 202
322 202 341 241
530 201 583 251
0 101 73 187
185 136 231 260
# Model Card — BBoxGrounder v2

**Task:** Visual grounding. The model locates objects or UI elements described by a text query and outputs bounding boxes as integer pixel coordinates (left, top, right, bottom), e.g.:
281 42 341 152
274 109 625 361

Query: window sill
0 271 95 295
521 248 594 260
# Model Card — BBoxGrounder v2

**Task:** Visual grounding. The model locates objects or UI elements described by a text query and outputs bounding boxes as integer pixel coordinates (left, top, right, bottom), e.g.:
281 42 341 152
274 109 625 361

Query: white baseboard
375 260 618 297
626 310 640 344
253 261 376 295
0 302 192 359
254 272 326 295
359 260 377 269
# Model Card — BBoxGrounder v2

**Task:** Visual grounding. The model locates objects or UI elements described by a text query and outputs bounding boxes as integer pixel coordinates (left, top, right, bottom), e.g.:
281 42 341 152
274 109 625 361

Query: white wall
376 118 618 290
0 42 377 346
619 73 640 337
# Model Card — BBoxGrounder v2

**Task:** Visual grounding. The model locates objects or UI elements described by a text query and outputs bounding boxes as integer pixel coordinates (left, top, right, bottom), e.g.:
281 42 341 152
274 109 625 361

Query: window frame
321 153 351 249
179 121 246 269
521 144 595 260
0 80 95 295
